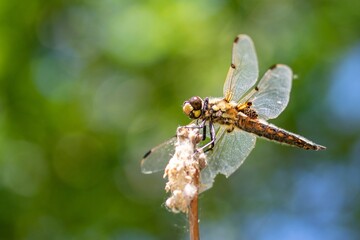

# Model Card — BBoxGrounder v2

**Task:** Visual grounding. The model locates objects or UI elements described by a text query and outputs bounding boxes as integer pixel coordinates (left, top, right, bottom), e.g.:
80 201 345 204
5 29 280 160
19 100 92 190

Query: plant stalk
189 168 200 240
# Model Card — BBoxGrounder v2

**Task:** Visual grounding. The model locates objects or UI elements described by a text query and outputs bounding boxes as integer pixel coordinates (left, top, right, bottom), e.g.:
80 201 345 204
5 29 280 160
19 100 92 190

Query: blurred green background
1 0 360 239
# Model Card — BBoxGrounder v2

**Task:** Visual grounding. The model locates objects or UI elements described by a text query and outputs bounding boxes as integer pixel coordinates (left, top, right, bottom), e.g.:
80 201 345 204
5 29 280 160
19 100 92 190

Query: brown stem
189 168 200 240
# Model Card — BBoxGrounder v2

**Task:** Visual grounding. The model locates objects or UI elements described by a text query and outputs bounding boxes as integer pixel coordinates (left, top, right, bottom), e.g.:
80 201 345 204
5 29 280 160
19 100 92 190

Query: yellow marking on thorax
208 98 239 123
236 102 249 111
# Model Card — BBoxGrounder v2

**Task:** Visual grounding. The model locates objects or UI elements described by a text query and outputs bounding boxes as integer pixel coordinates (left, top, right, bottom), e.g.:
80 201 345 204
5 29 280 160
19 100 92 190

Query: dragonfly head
183 96 203 119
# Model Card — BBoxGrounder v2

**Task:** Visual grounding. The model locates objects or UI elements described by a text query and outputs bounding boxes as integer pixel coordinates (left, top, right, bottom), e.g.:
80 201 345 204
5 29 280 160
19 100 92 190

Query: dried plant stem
189 168 199 240
163 125 206 240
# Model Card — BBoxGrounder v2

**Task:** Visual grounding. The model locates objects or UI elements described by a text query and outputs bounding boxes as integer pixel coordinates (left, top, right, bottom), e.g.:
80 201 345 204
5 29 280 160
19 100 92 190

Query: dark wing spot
231 63 236 69
270 64 278 70
234 36 239 43
255 86 259 91
143 150 152 159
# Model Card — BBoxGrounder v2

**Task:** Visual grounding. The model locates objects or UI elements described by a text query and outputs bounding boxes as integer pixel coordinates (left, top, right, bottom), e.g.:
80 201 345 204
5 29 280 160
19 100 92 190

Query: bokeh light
1 0 360 239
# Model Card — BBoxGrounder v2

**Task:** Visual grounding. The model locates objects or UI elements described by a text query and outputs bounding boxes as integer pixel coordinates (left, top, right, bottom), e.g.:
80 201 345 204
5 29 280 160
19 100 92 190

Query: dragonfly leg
203 124 207 141
197 121 216 153
186 119 206 129
200 97 209 141
203 97 209 113
207 121 216 151
184 119 207 141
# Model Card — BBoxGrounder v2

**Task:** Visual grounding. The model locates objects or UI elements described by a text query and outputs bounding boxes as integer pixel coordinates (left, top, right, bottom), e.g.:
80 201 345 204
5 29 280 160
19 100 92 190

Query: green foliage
1 0 360 239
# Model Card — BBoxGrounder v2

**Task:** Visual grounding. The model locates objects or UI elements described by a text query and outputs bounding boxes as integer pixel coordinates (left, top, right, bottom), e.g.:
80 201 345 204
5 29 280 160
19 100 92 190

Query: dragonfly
141 34 325 191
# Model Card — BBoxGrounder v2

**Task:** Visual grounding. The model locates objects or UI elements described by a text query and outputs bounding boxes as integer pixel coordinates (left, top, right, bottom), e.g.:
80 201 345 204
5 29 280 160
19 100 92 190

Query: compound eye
189 96 203 110
182 101 193 116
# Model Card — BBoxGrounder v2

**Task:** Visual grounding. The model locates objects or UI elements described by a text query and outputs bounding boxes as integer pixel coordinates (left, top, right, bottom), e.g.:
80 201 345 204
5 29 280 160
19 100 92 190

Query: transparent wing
200 127 257 192
249 64 293 120
223 34 259 102
141 137 176 174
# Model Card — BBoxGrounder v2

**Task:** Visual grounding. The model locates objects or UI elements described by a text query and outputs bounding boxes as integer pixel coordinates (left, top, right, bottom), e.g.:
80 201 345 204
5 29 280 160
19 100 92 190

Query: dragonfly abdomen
236 117 324 150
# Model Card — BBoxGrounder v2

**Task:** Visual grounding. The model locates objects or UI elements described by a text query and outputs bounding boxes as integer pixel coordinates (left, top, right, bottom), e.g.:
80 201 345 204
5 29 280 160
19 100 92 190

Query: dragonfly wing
249 64 293 120
141 136 176 174
200 127 256 192
223 34 259 102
